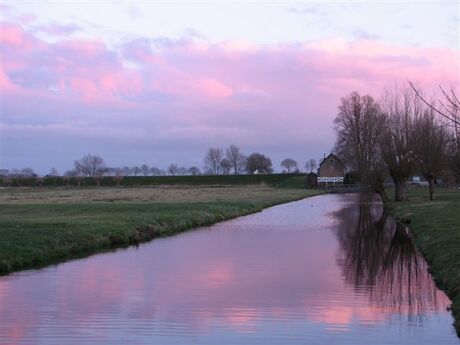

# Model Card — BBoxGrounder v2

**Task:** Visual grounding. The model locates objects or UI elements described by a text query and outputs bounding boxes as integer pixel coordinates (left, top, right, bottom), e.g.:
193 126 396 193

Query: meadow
0 183 319 275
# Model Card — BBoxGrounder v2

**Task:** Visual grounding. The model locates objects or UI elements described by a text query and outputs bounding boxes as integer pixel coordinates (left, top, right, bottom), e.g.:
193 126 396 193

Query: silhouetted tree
281 158 298 173
305 158 317 173
177 167 187 175
74 154 106 177
225 145 246 174
49 167 59 176
220 158 232 175
414 109 449 200
150 167 161 176
64 169 79 177
380 88 419 201
17 167 36 178
167 163 180 176
141 164 150 176
204 148 223 175
447 137 460 184
113 167 124 177
246 153 272 174
188 166 201 176
132 166 141 176
334 92 388 201
121 166 132 176
104 167 116 176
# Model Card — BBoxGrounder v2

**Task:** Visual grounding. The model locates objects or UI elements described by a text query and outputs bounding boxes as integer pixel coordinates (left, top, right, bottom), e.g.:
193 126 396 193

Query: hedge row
0 173 306 187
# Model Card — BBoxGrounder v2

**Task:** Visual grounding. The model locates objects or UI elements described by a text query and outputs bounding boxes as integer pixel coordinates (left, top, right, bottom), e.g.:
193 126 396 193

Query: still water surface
0 194 457 344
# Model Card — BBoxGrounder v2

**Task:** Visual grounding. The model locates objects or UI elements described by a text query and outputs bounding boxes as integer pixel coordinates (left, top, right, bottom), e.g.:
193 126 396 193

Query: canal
0 193 457 344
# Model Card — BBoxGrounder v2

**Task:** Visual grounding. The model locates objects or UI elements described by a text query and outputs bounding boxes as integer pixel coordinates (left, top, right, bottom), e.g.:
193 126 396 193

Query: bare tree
334 91 388 201
414 109 449 200
246 153 273 174
408 81 459 129
74 154 106 177
188 166 201 176
177 167 187 175
409 81 460 184
447 135 460 184
167 163 180 176
220 158 232 175
305 158 317 173
281 158 298 173
113 167 124 177
121 166 132 176
204 148 224 175
49 167 59 176
150 167 161 176
141 164 150 176
225 145 246 174
19 167 36 178
104 167 115 176
380 88 419 201
131 166 141 176
64 169 79 177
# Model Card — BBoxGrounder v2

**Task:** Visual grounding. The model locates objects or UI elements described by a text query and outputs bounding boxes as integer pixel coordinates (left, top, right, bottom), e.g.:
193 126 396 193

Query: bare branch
407 80 459 126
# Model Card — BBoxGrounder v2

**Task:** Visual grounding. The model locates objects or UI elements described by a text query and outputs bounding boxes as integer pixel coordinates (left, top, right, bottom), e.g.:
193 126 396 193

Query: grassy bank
0 185 320 275
388 188 460 335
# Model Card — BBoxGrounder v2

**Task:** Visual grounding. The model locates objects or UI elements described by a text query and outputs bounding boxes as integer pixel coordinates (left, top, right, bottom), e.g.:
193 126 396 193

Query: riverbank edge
385 192 460 337
0 190 323 276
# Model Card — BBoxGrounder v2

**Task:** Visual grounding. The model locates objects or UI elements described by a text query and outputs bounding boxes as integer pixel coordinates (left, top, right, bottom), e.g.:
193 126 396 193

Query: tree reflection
335 194 442 319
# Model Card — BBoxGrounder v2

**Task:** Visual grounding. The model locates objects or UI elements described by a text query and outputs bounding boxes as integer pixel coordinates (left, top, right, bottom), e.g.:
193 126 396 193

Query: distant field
0 185 309 204
0 185 320 275
389 187 460 335
0 173 306 187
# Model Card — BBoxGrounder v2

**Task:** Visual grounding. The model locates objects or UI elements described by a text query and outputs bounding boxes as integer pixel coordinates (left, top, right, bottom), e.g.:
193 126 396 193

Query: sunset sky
1 0 459 174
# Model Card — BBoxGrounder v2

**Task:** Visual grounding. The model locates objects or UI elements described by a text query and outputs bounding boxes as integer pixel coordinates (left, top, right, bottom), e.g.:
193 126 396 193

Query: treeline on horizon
0 172 309 188
333 82 459 202
0 144 319 181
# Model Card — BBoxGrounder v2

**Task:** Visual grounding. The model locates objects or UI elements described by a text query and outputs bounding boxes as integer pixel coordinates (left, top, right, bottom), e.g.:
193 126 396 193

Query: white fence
318 177 344 183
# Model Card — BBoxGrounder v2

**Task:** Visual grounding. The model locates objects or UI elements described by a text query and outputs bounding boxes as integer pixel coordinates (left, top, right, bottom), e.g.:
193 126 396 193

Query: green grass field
389 187 460 335
0 185 320 275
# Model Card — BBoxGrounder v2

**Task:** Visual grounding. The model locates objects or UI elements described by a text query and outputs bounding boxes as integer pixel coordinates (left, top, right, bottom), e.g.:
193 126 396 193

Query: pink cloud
196 77 233 98
0 20 458 171
3 22 457 108
0 22 28 46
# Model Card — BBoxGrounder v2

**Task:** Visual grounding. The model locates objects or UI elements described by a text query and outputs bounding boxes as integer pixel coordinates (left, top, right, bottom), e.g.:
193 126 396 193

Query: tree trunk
428 178 435 201
375 185 389 203
394 178 408 202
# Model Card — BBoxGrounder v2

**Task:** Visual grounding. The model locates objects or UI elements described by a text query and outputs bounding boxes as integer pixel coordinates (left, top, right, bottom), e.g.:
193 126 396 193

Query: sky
0 0 459 174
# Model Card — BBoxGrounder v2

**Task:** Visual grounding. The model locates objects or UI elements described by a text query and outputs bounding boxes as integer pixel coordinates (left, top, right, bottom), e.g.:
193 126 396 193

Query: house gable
318 153 345 177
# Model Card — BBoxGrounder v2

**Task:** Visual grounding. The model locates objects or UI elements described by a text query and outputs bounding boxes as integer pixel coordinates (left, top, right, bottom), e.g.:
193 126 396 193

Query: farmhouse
317 153 346 187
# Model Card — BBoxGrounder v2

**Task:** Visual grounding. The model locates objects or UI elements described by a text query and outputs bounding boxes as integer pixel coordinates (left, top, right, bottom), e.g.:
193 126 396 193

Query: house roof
319 153 345 168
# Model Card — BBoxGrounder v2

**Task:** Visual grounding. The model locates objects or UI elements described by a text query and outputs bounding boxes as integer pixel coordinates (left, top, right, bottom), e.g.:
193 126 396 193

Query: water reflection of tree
335 194 442 319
